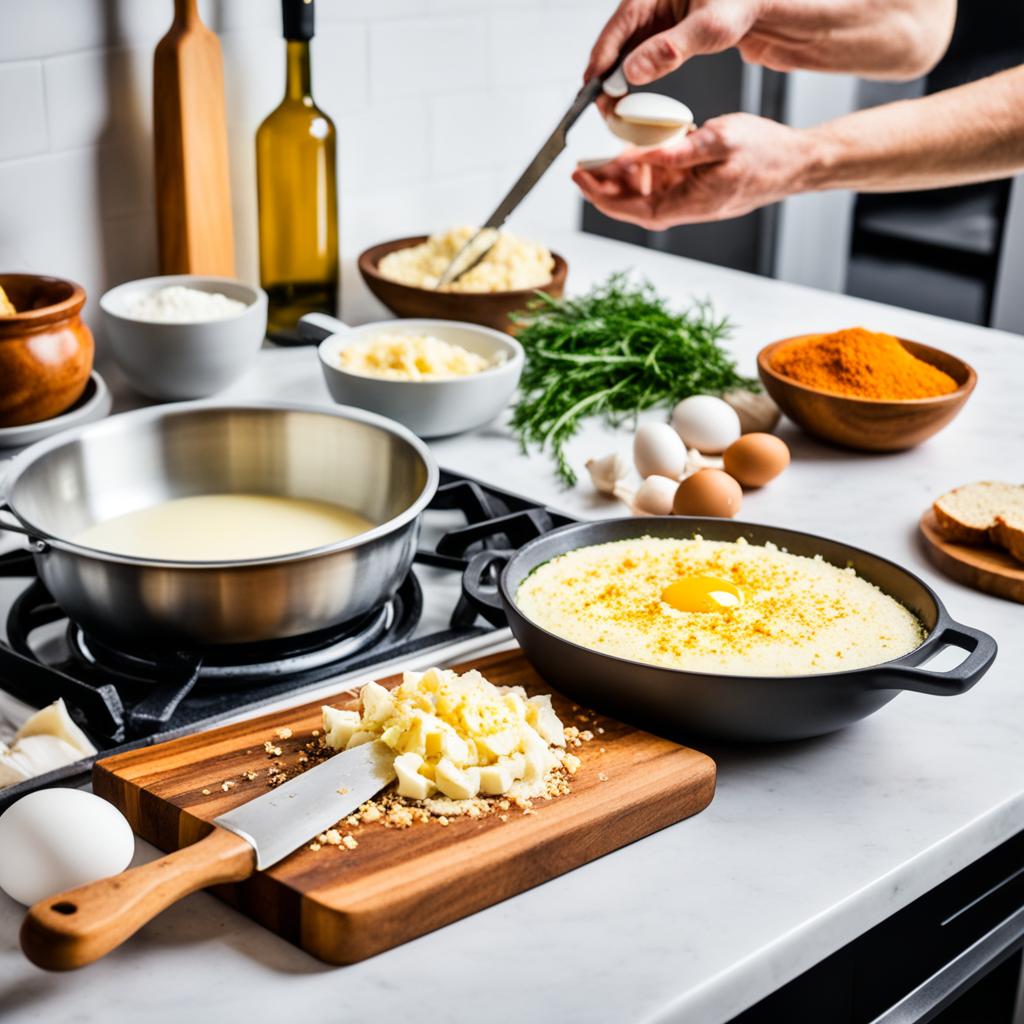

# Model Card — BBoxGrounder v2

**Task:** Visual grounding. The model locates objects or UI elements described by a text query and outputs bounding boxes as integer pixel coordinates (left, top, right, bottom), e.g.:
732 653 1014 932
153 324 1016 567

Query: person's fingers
623 4 749 84
620 162 653 197
605 121 736 172
573 169 625 199
595 94 617 119
584 0 647 81
737 39 803 73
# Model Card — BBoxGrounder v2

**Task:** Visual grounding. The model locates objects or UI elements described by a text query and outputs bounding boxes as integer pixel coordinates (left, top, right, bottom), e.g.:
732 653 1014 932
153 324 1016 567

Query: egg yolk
661 576 743 613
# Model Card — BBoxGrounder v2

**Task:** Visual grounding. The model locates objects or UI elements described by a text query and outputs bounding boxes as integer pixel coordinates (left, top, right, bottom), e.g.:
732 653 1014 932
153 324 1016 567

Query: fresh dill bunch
509 272 756 485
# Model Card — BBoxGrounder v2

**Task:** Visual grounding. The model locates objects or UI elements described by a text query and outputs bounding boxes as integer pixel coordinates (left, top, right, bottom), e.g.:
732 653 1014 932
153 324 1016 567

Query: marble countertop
3 230 1024 1024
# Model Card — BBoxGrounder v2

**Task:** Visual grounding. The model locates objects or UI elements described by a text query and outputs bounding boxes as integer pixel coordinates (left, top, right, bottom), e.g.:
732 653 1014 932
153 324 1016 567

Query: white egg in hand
609 93 694 147
0 789 134 906
633 422 687 479
671 395 741 454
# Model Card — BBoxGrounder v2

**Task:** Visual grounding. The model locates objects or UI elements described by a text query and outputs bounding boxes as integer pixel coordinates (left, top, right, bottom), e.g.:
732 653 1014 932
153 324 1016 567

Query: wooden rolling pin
153 0 235 275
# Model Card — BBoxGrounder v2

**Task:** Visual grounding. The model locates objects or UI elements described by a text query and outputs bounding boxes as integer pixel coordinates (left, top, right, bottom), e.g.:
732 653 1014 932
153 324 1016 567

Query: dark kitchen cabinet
729 830 1024 1023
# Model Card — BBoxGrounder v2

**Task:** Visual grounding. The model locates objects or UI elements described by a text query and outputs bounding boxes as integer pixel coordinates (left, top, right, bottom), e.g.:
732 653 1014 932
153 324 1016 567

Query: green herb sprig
510 272 756 485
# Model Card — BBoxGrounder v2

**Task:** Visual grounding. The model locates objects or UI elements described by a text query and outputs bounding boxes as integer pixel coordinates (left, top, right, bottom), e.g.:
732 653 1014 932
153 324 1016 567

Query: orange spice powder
771 327 959 400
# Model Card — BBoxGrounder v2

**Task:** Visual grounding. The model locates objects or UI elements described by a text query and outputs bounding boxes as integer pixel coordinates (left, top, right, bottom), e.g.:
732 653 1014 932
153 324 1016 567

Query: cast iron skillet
461 517 997 742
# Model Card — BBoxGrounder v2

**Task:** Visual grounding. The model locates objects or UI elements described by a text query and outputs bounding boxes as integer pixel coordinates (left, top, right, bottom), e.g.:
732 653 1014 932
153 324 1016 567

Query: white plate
0 371 112 450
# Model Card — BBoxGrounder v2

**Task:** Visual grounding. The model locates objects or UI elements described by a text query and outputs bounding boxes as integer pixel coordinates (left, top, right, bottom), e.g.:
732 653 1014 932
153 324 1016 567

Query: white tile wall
0 63 47 160
0 0 614 334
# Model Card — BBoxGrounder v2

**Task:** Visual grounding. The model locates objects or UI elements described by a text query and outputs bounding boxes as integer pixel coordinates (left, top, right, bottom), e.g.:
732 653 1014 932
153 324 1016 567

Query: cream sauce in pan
73 493 374 561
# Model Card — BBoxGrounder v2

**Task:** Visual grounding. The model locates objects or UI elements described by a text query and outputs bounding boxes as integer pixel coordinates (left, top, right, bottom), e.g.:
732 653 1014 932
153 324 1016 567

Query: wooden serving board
920 509 1024 604
93 649 715 965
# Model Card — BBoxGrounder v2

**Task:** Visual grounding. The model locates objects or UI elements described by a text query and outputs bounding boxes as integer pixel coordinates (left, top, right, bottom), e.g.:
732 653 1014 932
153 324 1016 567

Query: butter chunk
478 761 516 796
320 666 569 803
435 758 480 800
346 730 377 749
0 735 83 788
359 681 394 726
322 706 359 751
16 698 97 757
527 695 565 747
394 753 435 800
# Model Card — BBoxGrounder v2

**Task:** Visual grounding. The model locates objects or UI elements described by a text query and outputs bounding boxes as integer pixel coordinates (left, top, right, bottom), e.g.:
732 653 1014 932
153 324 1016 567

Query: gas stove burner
0 468 576 811
70 601 396 687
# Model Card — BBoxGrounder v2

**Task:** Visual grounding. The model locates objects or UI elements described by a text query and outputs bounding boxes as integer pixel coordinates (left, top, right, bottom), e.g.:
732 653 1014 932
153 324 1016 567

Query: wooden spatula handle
20 827 255 971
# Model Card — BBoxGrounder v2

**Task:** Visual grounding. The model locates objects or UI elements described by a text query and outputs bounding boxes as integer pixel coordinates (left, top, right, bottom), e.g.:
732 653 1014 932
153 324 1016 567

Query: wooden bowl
358 236 567 334
0 274 95 428
757 335 976 451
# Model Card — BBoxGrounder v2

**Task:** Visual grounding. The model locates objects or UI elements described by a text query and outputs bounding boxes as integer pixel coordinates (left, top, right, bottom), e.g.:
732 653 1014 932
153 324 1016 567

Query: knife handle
20 827 255 971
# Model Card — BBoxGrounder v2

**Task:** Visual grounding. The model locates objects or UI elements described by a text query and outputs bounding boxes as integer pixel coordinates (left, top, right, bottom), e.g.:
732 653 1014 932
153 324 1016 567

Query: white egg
671 395 741 454
633 422 687 479
632 475 678 516
609 93 694 146
0 789 134 906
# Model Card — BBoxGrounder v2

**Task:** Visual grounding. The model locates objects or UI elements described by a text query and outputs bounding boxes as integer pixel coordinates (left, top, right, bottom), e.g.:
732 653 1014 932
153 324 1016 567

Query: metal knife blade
436 70 614 290
214 740 396 870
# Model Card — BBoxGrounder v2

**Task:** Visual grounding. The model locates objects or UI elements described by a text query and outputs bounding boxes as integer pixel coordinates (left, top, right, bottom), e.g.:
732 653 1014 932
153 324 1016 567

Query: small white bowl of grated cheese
303 312 523 438
100 275 267 400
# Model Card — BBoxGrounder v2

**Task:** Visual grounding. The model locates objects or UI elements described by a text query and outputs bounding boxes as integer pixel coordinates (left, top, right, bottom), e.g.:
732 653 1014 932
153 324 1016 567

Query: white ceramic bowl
307 314 524 438
100 275 267 400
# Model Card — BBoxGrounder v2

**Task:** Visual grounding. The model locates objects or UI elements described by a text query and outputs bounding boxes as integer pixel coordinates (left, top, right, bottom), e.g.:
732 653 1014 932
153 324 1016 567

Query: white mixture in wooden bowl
515 536 925 677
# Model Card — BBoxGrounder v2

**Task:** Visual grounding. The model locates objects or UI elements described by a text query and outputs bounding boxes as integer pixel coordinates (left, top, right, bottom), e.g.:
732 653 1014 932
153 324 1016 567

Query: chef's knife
20 741 396 970
436 63 627 289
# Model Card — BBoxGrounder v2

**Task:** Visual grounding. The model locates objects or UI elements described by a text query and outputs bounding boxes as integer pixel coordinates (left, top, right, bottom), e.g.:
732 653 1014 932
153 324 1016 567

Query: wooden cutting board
920 509 1024 604
93 649 715 965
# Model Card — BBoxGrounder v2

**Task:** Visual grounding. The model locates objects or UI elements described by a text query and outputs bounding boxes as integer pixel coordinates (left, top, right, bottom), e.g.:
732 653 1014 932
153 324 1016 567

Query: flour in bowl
123 285 247 323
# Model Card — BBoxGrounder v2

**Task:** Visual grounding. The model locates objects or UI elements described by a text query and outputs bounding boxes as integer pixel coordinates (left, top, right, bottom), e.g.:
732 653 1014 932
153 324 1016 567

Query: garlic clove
683 448 724 477
586 452 631 495
631 475 679 516
612 480 637 507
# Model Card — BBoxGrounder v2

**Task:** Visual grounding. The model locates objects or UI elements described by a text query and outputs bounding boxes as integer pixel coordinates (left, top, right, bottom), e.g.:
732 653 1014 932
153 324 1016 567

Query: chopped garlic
322 667 567 800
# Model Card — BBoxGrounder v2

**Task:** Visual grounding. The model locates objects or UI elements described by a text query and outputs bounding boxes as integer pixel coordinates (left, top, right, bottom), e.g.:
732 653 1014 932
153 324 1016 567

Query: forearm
800 66 1024 193
750 0 956 79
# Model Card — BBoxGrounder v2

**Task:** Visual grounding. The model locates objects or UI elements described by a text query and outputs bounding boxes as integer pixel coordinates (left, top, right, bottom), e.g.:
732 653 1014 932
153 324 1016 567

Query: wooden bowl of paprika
757 328 976 452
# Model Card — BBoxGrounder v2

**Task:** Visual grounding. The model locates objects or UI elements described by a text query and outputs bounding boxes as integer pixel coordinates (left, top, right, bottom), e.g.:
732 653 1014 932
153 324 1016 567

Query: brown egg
723 433 791 488
672 469 743 518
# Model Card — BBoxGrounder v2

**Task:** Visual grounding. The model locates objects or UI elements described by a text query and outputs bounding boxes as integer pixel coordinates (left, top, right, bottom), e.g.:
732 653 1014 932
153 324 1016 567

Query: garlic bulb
722 389 781 435
586 452 631 495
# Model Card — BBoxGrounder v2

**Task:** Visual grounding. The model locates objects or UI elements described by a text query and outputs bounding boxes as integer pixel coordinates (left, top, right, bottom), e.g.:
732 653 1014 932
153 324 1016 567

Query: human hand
572 113 818 230
585 0 955 88
586 0 763 89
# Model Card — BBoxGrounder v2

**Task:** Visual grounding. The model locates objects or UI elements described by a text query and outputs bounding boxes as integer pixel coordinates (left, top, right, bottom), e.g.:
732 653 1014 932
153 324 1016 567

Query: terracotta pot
0 274 95 428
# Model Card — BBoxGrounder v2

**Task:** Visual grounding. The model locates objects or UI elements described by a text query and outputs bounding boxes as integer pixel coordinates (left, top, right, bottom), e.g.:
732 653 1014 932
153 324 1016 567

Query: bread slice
990 511 1024 565
932 481 1024 545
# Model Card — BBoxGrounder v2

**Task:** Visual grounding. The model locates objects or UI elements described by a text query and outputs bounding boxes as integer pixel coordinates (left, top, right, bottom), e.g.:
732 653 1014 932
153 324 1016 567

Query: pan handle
461 549 513 628
870 621 997 696
0 502 46 552
298 312 352 343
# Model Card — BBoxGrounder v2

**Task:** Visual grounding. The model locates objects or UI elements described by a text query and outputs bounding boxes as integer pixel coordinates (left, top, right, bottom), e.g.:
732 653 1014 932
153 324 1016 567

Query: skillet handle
298 312 351 343
461 550 513 628
871 622 997 696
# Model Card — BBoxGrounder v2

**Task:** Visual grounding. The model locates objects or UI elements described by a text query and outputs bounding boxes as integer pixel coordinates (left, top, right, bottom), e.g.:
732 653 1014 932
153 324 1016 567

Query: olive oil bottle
256 0 338 344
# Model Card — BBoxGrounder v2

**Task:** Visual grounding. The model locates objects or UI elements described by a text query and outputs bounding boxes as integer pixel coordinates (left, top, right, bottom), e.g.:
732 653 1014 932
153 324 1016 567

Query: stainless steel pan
0 402 438 649
462 516 998 742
